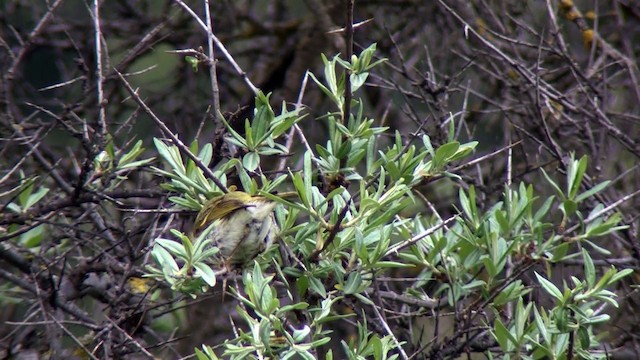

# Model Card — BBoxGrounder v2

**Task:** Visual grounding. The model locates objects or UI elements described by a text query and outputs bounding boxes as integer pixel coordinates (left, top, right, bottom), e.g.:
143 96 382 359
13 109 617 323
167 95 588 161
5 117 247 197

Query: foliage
1 1 638 359
146 46 630 359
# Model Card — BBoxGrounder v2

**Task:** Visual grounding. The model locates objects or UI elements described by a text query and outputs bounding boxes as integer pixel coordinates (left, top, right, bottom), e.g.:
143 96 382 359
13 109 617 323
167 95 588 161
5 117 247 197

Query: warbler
193 190 287 266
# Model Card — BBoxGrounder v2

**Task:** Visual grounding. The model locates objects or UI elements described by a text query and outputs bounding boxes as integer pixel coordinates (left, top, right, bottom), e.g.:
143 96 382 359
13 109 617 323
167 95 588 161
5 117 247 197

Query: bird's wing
194 197 248 230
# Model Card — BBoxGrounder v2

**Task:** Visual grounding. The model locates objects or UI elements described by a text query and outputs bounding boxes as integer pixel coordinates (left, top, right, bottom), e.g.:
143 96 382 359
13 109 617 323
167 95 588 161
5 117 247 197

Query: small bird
193 190 281 267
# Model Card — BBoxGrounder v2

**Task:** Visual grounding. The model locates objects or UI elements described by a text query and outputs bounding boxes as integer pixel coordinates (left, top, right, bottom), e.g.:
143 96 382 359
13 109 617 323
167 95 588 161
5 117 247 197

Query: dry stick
105 316 155 359
52 316 101 360
385 215 457 257
339 0 354 172
115 70 228 193
564 188 640 236
612 1 640 105
343 0 354 124
504 134 514 320
173 0 258 95
371 300 410 360
92 0 107 145
370 290 441 309
437 262 536 359
453 142 522 172
436 0 571 111
277 71 312 172
326 18 373 34
203 0 222 127
545 0 639 158
564 0 640 105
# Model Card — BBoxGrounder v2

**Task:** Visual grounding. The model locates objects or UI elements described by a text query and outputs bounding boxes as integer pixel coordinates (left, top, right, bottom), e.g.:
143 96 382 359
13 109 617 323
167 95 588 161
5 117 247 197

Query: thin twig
105 316 155 359
277 71 310 172
203 0 222 127
371 299 410 360
340 0 354 172
115 69 228 193
565 188 640 235
92 0 108 145
52 316 101 360
385 215 457 256
173 0 259 95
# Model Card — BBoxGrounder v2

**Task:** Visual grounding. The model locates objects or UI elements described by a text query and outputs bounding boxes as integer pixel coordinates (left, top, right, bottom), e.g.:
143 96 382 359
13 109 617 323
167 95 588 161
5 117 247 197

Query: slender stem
93 0 107 146
340 0 354 172
174 0 259 95
115 70 228 193
203 0 223 127
343 0 354 124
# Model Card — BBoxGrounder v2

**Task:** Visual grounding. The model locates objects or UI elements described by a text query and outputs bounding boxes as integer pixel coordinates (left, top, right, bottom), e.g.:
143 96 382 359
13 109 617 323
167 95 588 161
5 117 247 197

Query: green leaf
279 302 309 314
194 262 216 287
22 187 49 211
534 195 555 222
198 143 213 167
540 167 564 199
21 225 45 248
220 117 248 149
308 275 327 298
495 209 509 235
493 280 527 307
577 327 590 348
176 231 194 259
535 272 563 301
185 56 199 72
119 140 144 165
448 113 456 142
576 180 610 202
343 272 363 295
610 268 633 283
272 109 304 138
353 292 374 305
459 186 479 227
6 202 21 213
253 92 275 144
18 179 34 207
449 141 478 162
156 238 187 259
291 172 309 208
533 307 550 345
350 72 369 92
336 141 352 160
292 325 311 342
154 138 185 174
303 151 313 203
586 214 626 237
242 152 260 172
561 199 577 217
568 155 587 199
119 157 155 170
324 54 338 95
151 244 179 272
555 307 569 332
308 71 340 107
582 248 595 287
193 348 207 360
244 119 254 148
493 318 516 350
434 141 460 168
168 196 201 210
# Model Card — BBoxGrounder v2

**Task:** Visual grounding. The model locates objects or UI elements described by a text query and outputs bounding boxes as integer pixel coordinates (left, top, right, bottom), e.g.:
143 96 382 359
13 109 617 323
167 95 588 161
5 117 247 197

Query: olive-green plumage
194 191 278 266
